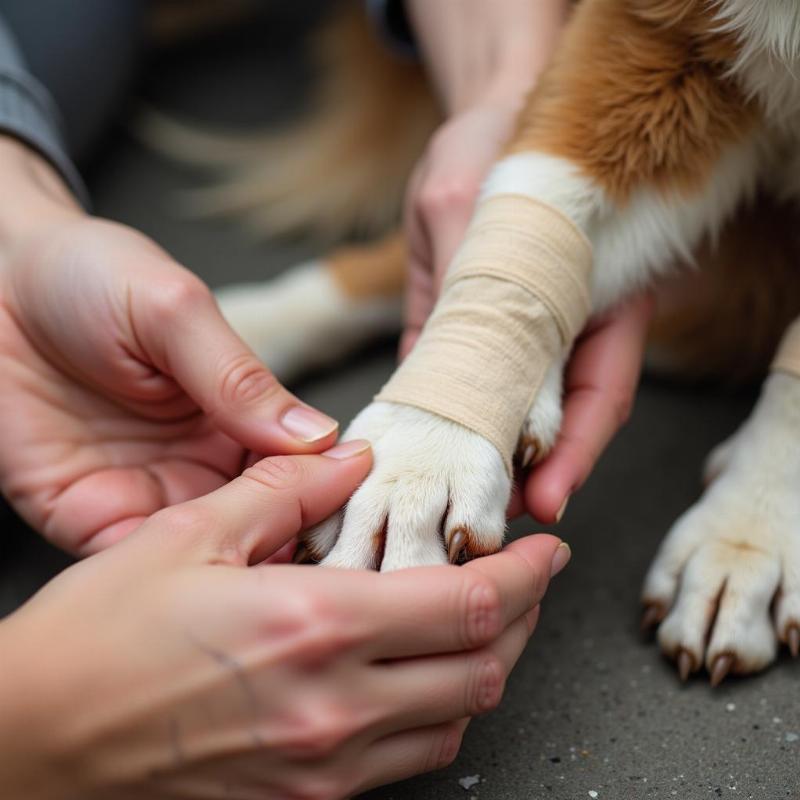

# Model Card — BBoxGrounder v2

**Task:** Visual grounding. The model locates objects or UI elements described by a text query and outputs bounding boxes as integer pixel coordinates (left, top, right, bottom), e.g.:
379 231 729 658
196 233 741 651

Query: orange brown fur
507 0 758 201
329 231 406 300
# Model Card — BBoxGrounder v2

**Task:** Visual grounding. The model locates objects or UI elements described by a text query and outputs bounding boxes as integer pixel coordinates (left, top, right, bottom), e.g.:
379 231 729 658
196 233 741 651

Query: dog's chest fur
720 0 800 126
716 0 800 198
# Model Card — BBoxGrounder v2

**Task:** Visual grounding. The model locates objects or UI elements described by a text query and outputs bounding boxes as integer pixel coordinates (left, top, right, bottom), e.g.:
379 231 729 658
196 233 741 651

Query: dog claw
710 654 734 688
640 604 663 633
521 443 536 468
787 625 800 658
448 529 467 564
677 649 694 682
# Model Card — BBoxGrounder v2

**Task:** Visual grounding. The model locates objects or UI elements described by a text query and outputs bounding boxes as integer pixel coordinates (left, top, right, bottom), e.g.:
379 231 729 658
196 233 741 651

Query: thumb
141 277 340 453
156 440 373 565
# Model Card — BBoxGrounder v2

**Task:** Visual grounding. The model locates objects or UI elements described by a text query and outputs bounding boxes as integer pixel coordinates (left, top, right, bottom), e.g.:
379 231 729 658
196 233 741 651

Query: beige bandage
376 194 592 474
771 318 800 379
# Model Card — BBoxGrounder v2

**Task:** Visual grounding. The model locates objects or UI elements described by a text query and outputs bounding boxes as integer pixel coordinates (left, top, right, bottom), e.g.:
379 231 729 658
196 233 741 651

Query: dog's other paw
301 402 510 571
216 260 401 383
642 372 800 685
516 359 564 468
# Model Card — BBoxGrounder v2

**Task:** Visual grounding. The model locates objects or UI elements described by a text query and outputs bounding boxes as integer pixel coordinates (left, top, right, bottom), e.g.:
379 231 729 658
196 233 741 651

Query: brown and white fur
164 0 800 685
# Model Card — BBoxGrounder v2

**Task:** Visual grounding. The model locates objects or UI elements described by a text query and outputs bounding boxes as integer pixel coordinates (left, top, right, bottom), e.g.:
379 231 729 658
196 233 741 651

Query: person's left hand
0 151 340 555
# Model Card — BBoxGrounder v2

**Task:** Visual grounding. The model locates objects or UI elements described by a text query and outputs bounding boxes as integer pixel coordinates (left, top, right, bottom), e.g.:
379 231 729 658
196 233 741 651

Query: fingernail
550 542 571 577
323 439 371 460
555 494 570 523
281 406 338 443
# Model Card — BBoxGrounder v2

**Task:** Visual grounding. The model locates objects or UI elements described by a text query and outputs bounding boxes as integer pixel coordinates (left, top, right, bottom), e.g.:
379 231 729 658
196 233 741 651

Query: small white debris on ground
726 703 736 712
785 732 799 743
589 791 599 798
458 775 481 791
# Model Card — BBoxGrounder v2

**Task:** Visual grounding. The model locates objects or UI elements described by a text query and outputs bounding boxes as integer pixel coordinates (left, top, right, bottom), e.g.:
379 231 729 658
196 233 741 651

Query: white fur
717 0 800 63
518 354 566 464
482 146 761 311
308 402 509 571
643 372 800 672
481 152 603 228
716 0 800 125
216 260 401 382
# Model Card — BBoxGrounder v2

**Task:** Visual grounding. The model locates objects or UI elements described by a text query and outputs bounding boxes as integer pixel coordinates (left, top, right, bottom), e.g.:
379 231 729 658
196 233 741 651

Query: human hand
511 294 654 522
0 138 339 555
0 444 569 800
401 0 569 357
401 101 522 358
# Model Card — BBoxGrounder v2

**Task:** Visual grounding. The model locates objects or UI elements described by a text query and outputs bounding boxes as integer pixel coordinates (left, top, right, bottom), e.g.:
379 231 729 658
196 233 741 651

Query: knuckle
217 352 280 409
467 654 505 715
418 179 476 217
272 594 358 666
149 274 211 323
430 723 464 771
244 455 303 494
285 705 358 762
461 575 503 647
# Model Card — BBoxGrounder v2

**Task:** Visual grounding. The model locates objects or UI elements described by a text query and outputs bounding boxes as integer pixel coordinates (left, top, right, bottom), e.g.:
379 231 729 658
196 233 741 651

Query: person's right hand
0 444 570 800
0 137 339 555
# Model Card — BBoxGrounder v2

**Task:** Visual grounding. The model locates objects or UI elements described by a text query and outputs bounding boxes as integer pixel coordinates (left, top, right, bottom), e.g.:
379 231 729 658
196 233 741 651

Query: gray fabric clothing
0 1 406 209
0 0 144 207
0 14 89 205
0 0 145 161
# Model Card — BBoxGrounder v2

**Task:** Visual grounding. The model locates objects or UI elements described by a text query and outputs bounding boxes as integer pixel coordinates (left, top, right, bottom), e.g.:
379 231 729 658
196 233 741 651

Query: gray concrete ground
1 11 799 800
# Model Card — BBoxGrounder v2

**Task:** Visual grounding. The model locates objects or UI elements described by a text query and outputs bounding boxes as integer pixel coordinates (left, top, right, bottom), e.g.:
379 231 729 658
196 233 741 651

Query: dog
149 0 800 687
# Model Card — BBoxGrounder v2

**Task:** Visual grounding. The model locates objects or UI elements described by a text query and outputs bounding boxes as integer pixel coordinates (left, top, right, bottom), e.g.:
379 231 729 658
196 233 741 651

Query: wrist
0 137 84 262
407 0 569 116
472 57 541 115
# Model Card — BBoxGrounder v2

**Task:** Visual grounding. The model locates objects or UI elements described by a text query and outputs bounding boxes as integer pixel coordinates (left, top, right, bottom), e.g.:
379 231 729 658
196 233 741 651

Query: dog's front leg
306 191 589 570
643 320 800 683
303 0 765 572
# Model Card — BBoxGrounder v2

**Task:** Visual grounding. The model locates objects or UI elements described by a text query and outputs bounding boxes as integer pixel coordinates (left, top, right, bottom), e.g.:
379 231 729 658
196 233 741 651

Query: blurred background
0 3 797 797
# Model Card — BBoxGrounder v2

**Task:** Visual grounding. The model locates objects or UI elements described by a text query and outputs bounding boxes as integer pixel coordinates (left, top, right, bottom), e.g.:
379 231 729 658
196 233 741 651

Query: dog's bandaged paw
301 402 510 571
642 372 800 684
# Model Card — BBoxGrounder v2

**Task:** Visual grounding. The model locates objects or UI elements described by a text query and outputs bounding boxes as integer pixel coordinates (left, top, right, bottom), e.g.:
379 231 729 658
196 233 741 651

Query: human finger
370 612 532 735
354 719 471 794
147 441 372 565
365 534 567 659
134 272 340 454
525 294 653 522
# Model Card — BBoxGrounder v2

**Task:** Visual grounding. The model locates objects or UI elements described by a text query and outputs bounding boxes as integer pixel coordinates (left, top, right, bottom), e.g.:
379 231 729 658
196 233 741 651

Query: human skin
403 0 653 523
0 444 570 799
0 134 571 796
0 136 340 555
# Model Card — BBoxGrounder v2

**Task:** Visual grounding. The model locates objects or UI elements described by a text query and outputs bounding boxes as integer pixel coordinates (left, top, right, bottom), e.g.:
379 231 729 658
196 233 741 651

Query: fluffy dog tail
139 2 439 241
